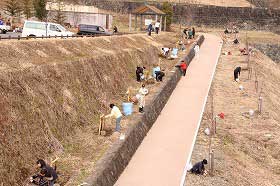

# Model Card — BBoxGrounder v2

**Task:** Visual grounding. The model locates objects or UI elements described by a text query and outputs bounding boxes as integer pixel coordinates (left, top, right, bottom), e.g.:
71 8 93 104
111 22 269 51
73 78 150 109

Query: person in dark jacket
155 71 165 81
192 27 195 38
32 159 58 186
233 38 239 44
113 26 118 33
234 66 242 81
183 28 188 39
30 168 49 186
147 23 153 36
224 28 229 34
136 66 144 82
190 159 208 175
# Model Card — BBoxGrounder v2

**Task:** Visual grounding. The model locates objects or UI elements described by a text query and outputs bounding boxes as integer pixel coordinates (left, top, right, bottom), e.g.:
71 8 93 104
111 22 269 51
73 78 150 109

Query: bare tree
22 0 33 19
3 0 22 26
52 0 66 24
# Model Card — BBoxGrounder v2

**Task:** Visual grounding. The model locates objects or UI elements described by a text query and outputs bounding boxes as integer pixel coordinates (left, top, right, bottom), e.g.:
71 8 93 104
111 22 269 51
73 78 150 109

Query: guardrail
0 32 129 41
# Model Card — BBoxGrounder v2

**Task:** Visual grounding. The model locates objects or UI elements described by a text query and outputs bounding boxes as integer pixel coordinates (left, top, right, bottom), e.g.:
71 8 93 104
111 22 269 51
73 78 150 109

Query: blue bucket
122 102 133 116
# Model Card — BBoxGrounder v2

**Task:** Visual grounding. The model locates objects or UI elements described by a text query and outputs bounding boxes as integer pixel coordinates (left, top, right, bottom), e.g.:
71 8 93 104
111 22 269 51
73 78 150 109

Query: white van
22 21 74 37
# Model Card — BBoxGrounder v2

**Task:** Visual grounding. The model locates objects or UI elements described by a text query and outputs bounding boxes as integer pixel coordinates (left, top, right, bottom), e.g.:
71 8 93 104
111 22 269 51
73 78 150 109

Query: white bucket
249 109 254 116
186 162 193 171
204 128 210 136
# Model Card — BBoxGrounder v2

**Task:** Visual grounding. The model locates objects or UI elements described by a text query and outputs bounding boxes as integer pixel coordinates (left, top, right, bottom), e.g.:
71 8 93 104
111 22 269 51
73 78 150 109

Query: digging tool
99 114 105 135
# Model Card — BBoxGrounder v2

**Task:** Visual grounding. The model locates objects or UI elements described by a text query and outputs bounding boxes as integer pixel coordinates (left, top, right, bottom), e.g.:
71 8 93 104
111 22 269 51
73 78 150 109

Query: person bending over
176 60 188 76
234 66 241 81
105 104 123 132
155 71 165 81
31 159 58 186
190 159 208 175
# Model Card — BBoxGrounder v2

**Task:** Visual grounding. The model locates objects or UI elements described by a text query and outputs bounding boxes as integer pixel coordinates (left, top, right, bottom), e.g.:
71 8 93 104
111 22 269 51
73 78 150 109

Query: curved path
115 34 223 186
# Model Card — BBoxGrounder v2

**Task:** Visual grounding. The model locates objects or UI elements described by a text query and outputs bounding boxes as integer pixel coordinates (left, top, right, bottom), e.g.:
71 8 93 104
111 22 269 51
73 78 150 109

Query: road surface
115 34 223 186
0 32 21 39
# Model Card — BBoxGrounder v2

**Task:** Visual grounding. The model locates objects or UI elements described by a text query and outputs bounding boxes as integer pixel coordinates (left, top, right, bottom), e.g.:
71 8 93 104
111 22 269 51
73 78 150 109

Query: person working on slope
190 159 208 175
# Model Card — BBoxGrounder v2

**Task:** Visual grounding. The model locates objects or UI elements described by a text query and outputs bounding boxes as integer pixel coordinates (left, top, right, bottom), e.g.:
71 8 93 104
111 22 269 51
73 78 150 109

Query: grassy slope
185 32 280 186
0 32 193 185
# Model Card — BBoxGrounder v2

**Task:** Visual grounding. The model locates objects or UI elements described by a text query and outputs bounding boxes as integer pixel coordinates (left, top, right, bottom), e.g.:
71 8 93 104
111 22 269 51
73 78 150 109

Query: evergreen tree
33 0 47 21
162 2 173 31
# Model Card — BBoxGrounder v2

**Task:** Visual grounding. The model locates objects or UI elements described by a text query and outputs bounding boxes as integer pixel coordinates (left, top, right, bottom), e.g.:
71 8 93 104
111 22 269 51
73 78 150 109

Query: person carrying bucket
138 84 149 113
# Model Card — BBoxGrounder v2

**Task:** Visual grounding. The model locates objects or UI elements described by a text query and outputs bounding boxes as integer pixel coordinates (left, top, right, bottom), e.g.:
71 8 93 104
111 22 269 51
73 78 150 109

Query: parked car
22 21 74 37
0 25 11 34
77 24 112 36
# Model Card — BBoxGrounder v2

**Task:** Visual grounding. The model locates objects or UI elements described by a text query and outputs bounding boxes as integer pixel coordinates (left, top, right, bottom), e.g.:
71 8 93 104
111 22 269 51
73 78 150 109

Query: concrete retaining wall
89 1 279 31
84 35 205 186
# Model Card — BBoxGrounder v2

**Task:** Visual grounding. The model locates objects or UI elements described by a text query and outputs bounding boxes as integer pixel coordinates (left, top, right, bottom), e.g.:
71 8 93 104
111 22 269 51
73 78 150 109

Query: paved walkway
115 34 223 186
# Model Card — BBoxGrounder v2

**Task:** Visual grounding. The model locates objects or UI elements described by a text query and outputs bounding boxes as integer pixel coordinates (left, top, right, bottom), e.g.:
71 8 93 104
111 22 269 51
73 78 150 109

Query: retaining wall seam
84 35 205 186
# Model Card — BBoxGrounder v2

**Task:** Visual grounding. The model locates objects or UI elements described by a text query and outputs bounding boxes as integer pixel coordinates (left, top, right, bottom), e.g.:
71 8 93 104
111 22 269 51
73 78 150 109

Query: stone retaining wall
254 44 280 63
89 1 279 32
84 35 205 186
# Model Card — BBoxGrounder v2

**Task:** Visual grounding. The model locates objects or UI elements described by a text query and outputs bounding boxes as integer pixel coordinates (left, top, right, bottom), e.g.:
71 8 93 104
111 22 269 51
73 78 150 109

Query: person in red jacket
176 60 188 76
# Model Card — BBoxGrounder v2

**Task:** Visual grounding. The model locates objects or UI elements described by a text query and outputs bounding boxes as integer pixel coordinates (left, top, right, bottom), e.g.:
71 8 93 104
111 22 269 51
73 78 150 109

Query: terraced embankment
0 33 182 185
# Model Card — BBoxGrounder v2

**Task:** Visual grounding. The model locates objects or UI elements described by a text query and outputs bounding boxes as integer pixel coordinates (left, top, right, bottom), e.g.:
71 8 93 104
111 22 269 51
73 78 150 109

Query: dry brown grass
0 32 197 185
185 33 280 186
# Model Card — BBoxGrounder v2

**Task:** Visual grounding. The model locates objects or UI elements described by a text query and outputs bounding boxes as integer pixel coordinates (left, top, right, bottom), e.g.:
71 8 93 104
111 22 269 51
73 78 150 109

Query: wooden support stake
214 117 217 134
211 92 214 136
209 92 214 175
50 157 59 168
258 83 264 114
255 70 258 93
248 67 252 80
127 88 131 102
258 96 263 114
209 150 214 176
98 115 105 135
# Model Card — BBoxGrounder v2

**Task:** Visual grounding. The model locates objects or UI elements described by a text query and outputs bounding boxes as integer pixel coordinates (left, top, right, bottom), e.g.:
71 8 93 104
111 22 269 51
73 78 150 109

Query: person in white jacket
138 84 149 113
105 104 123 132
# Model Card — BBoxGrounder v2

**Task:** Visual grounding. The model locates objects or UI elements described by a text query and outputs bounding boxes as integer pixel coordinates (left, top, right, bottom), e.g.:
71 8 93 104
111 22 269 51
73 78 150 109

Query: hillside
185 33 280 185
64 0 253 7
0 32 194 185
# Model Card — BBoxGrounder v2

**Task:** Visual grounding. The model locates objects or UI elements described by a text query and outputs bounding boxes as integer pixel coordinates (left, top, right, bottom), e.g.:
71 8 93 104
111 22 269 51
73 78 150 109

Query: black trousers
234 72 239 80
155 28 159 34
156 72 165 81
136 74 141 82
182 69 186 76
